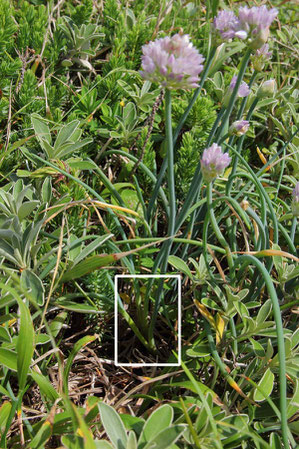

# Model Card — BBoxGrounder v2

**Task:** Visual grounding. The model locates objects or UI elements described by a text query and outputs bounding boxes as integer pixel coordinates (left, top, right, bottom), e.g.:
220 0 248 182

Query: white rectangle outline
114 274 181 367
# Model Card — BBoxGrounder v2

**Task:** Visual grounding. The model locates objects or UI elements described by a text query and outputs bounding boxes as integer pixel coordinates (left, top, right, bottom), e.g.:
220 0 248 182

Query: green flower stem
164 89 176 258
104 149 169 215
207 183 235 282
226 97 259 196
202 319 250 401
118 299 157 355
235 69 258 120
215 47 252 143
223 142 279 243
290 217 297 243
146 47 217 222
175 106 227 257
222 129 298 224
234 255 290 449
147 89 176 348
279 221 296 254
116 237 226 255
245 207 267 250
179 397 201 449
173 109 226 236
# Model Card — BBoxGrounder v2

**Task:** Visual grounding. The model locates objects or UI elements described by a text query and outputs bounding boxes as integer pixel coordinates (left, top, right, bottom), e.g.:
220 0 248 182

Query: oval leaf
138 404 173 449
254 368 275 402
98 402 128 449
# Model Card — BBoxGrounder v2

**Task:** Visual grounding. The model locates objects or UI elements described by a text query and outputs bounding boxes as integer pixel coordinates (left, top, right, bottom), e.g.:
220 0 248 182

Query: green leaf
126 431 137 449
67 159 98 170
138 405 173 449
18 201 40 221
30 419 52 449
0 401 12 434
254 368 275 402
49 311 68 337
218 414 249 441
249 338 266 358
95 442 114 449
0 348 17 371
186 343 211 358
0 327 11 343
143 425 186 449
61 254 117 282
63 336 97 393
20 270 45 305
31 371 60 402
257 299 272 324
31 114 52 148
73 234 114 266
98 402 128 449
269 432 283 448
16 296 35 391
168 256 192 279
42 177 52 204
54 120 80 150
55 300 100 314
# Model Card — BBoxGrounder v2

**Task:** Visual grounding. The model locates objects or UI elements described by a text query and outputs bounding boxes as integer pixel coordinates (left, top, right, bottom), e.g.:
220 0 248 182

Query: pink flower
140 34 204 90
223 76 251 106
230 76 251 97
229 120 250 136
201 144 231 183
213 10 239 41
213 6 278 49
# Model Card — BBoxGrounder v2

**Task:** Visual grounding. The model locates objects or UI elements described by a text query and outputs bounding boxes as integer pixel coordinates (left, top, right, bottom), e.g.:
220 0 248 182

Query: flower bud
257 79 276 98
229 120 250 136
252 44 272 72
223 76 250 107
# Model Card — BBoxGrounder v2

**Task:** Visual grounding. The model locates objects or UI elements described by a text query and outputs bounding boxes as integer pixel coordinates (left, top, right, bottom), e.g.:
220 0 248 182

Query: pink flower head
212 6 278 49
201 144 231 183
236 6 278 49
230 76 251 97
213 10 239 41
229 120 250 136
140 34 205 90
291 182 299 217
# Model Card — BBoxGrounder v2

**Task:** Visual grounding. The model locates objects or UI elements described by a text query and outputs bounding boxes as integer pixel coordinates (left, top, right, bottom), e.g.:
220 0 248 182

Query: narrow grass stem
147 89 176 348
290 217 297 243
226 97 259 196
215 48 252 143
234 255 290 449
207 183 235 282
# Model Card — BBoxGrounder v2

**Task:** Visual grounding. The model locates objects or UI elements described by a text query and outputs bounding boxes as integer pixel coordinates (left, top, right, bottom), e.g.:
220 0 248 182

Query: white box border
114 274 181 367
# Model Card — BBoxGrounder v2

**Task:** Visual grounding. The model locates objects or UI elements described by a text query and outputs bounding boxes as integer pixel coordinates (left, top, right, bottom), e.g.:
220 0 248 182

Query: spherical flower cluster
252 43 272 71
213 6 278 49
291 182 299 217
213 10 239 41
229 120 250 136
140 34 205 90
201 144 231 183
